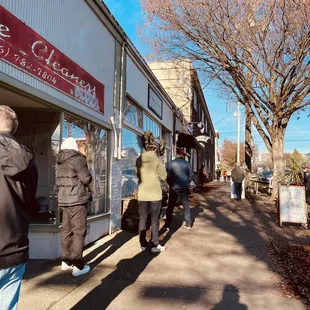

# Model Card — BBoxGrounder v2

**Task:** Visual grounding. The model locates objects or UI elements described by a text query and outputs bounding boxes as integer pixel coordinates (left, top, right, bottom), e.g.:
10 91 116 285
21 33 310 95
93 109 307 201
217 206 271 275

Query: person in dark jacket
0 105 38 310
164 147 193 230
56 137 92 277
216 167 221 182
231 164 245 201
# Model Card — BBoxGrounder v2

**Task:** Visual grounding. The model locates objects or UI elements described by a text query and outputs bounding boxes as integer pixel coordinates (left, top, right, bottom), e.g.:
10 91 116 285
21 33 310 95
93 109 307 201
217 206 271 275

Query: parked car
258 170 273 182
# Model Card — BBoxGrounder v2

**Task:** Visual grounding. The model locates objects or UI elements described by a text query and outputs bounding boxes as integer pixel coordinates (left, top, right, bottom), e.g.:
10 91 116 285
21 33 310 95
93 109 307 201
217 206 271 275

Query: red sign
0 6 104 113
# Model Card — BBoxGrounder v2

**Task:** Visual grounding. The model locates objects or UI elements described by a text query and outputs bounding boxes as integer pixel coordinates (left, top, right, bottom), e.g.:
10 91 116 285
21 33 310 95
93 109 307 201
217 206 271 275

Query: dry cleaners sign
0 6 105 113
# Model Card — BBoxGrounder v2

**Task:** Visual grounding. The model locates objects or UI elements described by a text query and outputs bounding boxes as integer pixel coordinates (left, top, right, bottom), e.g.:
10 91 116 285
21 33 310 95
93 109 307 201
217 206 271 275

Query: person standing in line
199 163 207 186
227 169 232 182
136 144 167 253
0 105 38 310
216 167 221 182
231 164 245 201
223 170 227 183
56 137 92 276
164 147 193 230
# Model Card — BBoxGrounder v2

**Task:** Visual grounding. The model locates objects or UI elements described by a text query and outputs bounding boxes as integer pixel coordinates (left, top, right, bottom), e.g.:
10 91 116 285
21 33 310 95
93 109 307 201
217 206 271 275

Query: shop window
62 113 108 217
123 98 143 128
143 114 160 139
121 128 143 198
162 130 171 147
13 107 61 225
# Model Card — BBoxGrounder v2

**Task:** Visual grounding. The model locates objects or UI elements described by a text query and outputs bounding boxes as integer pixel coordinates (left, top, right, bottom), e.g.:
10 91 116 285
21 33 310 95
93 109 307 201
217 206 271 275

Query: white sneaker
140 246 147 252
72 265 90 277
61 261 73 271
151 244 166 254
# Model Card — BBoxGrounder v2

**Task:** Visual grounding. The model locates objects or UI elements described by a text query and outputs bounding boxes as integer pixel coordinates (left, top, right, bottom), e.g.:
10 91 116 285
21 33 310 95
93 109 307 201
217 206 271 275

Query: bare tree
221 139 258 168
141 0 310 197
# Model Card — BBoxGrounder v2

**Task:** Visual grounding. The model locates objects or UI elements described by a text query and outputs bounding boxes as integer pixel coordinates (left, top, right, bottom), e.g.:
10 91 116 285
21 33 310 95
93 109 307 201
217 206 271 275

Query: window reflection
123 99 143 128
62 114 108 216
121 128 142 198
143 114 160 139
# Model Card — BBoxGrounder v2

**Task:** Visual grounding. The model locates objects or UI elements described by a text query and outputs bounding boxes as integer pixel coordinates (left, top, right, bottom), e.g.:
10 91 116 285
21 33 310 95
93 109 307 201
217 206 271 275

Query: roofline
90 0 182 120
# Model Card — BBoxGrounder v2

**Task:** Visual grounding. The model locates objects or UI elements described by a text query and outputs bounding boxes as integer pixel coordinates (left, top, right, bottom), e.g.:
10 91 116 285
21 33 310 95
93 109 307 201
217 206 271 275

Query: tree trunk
245 108 252 173
271 129 285 198
245 109 252 192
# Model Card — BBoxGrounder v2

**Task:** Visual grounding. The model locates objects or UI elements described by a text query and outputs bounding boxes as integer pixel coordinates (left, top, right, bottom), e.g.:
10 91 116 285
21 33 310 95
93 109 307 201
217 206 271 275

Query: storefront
0 1 118 258
0 0 189 259
121 52 174 200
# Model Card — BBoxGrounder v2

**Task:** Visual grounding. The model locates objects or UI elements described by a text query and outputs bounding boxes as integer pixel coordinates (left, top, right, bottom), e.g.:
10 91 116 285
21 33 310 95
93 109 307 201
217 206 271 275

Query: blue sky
103 0 310 155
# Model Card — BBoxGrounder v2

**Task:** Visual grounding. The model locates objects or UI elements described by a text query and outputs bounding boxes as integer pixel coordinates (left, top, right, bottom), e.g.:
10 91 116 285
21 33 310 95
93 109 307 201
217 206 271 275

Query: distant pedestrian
223 170 227 183
227 169 232 182
199 163 207 185
136 144 167 253
56 137 92 277
216 167 221 182
0 106 38 310
164 147 193 230
231 164 245 201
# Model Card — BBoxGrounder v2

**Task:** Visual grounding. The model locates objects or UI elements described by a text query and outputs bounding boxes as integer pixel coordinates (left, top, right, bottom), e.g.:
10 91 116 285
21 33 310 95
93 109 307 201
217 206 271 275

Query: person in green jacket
136 144 167 254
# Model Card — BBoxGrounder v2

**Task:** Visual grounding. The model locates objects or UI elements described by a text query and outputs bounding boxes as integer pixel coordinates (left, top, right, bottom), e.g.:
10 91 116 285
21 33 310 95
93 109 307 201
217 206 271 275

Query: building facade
149 60 216 183
0 0 181 259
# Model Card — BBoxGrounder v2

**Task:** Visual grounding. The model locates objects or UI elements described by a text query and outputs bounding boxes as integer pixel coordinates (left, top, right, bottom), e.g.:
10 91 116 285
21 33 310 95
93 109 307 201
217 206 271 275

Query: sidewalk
19 183 308 310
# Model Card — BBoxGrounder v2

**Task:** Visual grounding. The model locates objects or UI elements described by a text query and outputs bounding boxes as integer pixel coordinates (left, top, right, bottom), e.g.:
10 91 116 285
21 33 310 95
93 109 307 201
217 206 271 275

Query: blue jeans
0 263 26 310
165 189 191 227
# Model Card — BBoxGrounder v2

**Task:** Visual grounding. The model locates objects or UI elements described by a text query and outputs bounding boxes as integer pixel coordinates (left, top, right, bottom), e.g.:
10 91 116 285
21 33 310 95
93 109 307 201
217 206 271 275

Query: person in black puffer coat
56 137 92 277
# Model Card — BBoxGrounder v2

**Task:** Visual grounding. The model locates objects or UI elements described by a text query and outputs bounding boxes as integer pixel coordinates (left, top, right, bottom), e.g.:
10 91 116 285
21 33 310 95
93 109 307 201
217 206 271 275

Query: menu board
279 185 308 228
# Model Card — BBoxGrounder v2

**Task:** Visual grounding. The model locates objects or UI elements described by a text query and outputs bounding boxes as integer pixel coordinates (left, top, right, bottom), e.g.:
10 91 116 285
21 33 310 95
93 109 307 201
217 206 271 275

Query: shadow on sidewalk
71 206 204 309
211 285 247 310
196 184 310 305
71 220 182 309
84 231 136 269
139 283 246 309
24 230 136 286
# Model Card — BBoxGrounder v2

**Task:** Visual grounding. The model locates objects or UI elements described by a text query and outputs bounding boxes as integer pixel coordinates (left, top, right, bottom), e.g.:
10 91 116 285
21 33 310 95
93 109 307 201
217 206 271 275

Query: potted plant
280 157 304 186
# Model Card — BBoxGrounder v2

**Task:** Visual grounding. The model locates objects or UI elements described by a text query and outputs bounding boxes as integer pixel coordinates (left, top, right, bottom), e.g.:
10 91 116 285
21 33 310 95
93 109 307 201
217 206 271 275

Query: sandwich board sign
278 185 308 228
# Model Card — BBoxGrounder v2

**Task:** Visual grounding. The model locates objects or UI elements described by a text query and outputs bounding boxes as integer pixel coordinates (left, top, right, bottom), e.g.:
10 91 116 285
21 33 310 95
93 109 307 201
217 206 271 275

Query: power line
214 111 233 125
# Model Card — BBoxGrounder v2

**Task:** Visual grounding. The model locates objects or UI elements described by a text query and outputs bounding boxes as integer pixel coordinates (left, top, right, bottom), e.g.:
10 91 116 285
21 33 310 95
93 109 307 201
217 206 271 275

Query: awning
176 132 200 149
196 135 210 148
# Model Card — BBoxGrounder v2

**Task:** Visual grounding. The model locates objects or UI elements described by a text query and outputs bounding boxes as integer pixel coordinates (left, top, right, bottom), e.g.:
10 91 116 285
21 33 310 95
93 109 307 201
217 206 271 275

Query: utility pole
237 101 240 165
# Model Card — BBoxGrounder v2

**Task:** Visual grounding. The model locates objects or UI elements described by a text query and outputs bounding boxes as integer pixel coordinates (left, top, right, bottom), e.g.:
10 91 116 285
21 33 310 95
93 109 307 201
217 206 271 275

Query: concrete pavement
19 183 307 310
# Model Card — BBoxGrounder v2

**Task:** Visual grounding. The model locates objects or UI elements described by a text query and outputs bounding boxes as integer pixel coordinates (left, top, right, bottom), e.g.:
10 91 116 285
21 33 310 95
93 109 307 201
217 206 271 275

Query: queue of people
0 105 97 309
0 104 196 309
135 145 194 254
